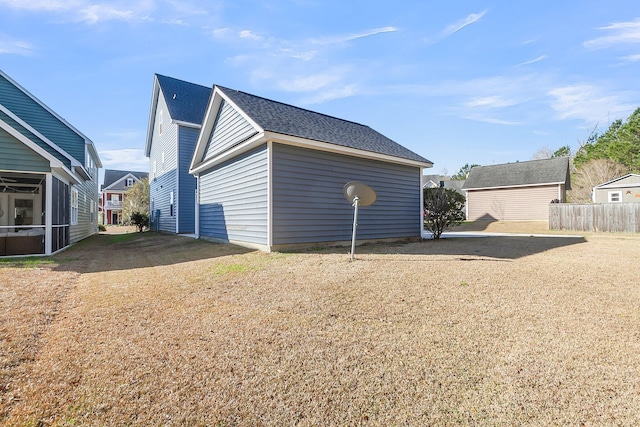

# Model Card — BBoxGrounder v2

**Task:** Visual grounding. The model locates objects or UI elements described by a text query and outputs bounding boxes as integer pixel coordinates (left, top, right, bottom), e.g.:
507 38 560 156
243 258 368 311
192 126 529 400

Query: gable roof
102 169 148 190
0 69 102 181
462 157 571 190
156 74 211 125
593 173 640 189
145 74 211 156
216 86 432 165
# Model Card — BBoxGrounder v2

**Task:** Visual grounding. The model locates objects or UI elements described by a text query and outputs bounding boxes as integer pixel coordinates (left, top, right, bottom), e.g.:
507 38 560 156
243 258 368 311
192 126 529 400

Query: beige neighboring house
462 157 570 221
592 173 640 203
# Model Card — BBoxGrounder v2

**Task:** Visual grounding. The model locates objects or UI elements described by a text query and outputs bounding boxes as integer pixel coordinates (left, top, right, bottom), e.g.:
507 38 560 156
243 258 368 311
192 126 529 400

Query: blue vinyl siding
150 169 177 233
177 126 198 233
0 127 50 172
149 93 178 233
0 74 85 164
203 100 257 161
199 145 268 245
271 143 421 245
0 110 71 169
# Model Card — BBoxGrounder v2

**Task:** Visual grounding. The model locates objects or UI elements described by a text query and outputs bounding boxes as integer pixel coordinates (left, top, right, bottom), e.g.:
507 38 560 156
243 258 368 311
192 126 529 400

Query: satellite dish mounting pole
350 196 360 261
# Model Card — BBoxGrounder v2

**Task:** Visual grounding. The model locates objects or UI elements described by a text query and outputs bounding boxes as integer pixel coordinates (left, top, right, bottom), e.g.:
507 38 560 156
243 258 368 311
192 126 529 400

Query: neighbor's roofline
464 181 566 191
593 173 640 189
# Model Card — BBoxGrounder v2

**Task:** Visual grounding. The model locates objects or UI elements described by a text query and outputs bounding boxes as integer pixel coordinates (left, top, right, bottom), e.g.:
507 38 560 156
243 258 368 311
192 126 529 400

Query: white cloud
584 17 640 48
211 27 229 38
517 55 546 66
442 11 487 37
0 36 34 55
0 0 154 24
465 96 518 108
621 53 640 62
0 0 83 11
463 115 523 126
239 29 262 41
548 84 636 124
310 26 397 45
99 148 148 170
79 4 136 24
277 71 344 93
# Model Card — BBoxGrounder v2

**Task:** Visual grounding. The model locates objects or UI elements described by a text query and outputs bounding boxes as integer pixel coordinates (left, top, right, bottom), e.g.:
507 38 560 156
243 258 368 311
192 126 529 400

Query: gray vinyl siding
593 175 640 203
203 100 257 161
0 75 85 164
0 127 50 172
199 145 268 245
149 93 179 233
271 144 421 245
466 185 560 221
177 126 198 233
70 155 100 243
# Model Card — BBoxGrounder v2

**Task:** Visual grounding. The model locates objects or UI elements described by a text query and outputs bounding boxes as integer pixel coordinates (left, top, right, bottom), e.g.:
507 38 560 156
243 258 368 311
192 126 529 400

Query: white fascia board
593 174 640 188
264 131 434 169
190 132 267 175
0 104 77 166
0 70 94 146
86 140 103 168
464 182 565 191
172 120 201 129
103 173 141 191
594 182 640 190
144 76 160 157
0 117 64 169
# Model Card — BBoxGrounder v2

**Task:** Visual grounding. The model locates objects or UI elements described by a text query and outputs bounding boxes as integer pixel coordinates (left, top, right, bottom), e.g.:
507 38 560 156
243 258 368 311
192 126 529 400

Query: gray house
145 74 211 234
462 157 570 221
592 173 640 203
0 69 101 256
189 85 433 251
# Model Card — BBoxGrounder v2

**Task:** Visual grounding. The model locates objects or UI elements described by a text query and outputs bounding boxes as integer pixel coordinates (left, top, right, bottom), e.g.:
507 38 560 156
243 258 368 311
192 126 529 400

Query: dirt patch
1 231 639 425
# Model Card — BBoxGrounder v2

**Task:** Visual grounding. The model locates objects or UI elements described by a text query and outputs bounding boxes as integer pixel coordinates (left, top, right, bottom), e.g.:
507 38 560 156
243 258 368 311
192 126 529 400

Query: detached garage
462 157 570 221
189 85 433 251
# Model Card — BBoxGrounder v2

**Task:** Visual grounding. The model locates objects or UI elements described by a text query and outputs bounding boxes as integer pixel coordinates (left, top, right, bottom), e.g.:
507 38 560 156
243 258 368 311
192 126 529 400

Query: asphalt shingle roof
103 169 148 189
462 157 570 190
156 74 211 125
217 86 432 164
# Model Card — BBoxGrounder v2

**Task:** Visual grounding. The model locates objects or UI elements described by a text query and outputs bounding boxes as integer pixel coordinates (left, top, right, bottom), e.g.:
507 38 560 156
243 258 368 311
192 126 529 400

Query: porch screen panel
51 177 70 252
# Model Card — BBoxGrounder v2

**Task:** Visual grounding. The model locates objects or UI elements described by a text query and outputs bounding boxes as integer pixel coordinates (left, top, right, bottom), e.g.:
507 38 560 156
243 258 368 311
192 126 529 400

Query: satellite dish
343 181 377 261
343 181 377 207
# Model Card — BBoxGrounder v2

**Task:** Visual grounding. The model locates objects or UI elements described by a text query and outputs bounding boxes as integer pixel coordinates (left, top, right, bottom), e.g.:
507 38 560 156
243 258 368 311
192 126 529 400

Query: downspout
195 174 200 239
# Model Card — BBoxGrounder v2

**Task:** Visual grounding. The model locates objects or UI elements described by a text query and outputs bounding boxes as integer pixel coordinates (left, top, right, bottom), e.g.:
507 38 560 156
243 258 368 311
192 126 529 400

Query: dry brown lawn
1 226 639 426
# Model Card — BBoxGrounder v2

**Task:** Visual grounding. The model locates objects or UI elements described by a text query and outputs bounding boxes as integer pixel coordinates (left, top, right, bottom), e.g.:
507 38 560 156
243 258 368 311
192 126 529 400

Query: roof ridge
156 73 211 91
216 85 373 130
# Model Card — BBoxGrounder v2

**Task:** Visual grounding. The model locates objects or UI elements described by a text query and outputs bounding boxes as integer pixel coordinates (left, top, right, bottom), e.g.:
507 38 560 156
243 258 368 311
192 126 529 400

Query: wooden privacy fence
549 203 640 233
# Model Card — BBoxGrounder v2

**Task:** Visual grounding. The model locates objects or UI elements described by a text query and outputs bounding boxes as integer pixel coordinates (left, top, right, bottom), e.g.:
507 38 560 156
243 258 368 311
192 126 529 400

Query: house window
90 200 95 223
170 191 174 217
111 194 120 203
161 151 165 172
608 191 622 203
152 161 157 180
71 188 79 225
159 109 163 135
126 178 134 187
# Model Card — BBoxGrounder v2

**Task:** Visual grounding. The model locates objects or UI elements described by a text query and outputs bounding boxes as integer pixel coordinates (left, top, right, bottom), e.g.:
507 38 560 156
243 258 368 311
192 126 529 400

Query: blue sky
1 0 639 183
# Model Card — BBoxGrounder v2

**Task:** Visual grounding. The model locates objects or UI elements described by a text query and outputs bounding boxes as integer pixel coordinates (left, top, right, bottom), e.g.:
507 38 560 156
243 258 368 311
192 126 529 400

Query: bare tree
569 159 629 203
532 147 554 160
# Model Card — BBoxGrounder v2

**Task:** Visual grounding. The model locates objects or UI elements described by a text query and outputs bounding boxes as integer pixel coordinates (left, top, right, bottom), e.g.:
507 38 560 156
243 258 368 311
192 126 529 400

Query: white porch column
45 173 52 255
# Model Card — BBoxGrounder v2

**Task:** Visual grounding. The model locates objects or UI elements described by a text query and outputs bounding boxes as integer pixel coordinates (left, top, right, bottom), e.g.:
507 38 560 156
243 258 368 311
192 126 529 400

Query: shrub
130 212 149 233
423 187 466 239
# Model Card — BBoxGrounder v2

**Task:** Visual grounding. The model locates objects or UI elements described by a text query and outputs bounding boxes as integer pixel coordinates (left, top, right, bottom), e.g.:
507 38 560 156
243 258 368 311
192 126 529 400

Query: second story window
126 178 134 187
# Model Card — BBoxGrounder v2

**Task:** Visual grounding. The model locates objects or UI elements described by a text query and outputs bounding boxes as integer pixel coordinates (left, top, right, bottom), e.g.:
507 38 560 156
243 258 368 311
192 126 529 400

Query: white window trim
71 188 79 225
608 191 622 203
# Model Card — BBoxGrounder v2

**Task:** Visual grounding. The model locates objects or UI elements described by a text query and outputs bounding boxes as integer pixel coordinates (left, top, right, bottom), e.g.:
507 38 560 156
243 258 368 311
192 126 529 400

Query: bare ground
1 226 639 426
